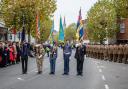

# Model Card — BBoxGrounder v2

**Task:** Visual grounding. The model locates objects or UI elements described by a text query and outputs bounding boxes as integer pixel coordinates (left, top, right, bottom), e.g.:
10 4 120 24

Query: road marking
102 75 106 81
28 69 37 73
105 84 109 89
17 77 24 81
99 69 102 73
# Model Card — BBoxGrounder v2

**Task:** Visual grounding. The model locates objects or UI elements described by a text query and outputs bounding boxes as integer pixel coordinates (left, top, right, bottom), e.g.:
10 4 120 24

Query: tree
113 0 128 18
64 23 76 41
87 0 117 44
0 0 57 42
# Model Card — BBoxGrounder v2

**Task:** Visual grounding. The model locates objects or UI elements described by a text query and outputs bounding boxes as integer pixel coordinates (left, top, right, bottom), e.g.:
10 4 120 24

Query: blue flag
79 26 84 38
21 26 25 42
59 16 64 42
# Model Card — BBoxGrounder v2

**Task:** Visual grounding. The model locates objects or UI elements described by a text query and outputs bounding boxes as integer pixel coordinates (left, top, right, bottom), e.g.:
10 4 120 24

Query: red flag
12 28 16 35
36 13 40 38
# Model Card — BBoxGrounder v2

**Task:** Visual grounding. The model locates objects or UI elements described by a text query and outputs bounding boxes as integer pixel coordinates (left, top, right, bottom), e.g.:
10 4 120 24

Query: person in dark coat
63 41 72 75
75 41 86 76
3 43 9 66
16 42 21 63
21 41 29 74
0 43 4 67
49 44 58 75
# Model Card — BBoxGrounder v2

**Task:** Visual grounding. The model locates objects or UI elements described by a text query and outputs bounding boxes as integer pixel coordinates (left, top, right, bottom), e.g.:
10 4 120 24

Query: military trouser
117 54 123 63
123 54 128 64
113 54 118 62
103 53 108 60
100 53 104 60
36 58 43 72
109 53 113 61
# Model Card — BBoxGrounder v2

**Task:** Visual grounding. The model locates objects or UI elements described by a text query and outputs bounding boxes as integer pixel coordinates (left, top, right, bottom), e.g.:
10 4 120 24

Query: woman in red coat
9 45 15 64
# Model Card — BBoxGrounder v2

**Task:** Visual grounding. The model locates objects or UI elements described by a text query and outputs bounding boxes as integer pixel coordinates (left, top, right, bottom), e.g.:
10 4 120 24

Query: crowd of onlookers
0 41 34 68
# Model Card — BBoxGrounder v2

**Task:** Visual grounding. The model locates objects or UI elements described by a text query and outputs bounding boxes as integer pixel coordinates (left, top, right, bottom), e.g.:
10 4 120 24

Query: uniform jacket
21 43 29 57
50 46 58 59
75 45 86 60
63 44 72 56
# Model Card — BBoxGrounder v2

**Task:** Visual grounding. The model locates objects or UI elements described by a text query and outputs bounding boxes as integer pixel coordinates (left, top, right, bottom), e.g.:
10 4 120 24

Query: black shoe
49 72 55 75
62 73 68 75
79 74 83 76
22 72 27 74
38 71 42 74
24 72 27 74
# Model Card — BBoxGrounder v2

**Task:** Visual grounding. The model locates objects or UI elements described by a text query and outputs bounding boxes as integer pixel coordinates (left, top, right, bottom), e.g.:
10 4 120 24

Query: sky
54 0 98 31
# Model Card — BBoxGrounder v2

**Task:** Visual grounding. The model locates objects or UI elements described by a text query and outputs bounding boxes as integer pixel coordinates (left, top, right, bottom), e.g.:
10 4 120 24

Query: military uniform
35 44 45 74
117 45 123 63
123 44 128 64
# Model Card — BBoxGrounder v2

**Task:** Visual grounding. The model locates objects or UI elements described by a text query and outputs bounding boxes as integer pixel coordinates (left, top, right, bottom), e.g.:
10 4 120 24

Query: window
120 23 125 33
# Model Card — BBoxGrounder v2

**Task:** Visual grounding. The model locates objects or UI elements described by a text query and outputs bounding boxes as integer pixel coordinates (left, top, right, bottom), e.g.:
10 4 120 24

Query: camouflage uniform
35 45 45 74
117 44 123 63
123 44 128 64
103 45 108 60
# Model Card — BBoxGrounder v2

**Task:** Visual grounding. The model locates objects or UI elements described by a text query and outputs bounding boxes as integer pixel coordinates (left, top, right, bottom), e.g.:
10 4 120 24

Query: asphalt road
0 48 128 89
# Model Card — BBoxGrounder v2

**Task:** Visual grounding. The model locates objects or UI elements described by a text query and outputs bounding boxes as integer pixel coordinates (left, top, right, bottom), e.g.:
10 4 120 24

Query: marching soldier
117 44 123 63
113 45 116 62
103 45 108 60
35 44 45 74
109 45 113 61
123 44 128 64
114 45 118 62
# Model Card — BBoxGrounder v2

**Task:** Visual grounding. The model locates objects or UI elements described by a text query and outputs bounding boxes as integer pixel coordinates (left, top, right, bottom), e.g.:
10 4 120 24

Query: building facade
0 23 8 41
117 18 128 44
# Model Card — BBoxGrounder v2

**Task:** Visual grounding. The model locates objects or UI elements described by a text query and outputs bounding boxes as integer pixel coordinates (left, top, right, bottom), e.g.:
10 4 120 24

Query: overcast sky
54 0 98 31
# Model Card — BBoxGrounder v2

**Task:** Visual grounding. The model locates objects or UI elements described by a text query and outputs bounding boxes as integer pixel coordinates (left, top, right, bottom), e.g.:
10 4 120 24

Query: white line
99 69 102 73
105 84 109 89
102 75 106 81
28 69 37 73
17 77 24 81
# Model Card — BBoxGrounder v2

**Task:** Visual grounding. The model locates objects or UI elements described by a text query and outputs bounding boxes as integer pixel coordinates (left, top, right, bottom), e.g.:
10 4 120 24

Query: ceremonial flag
59 16 64 42
13 28 16 35
79 21 84 39
76 8 82 30
63 16 66 30
21 26 25 42
49 20 54 44
76 8 84 40
36 13 40 38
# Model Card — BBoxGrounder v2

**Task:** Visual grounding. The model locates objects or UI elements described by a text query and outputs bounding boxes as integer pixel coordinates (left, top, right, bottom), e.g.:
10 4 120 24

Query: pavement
0 48 128 89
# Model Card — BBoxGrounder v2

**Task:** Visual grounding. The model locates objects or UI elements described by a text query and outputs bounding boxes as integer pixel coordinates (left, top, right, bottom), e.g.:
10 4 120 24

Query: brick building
117 18 128 44
83 18 128 44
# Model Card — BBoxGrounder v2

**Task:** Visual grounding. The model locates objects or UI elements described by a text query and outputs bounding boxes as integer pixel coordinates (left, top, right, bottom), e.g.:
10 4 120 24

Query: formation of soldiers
86 44 128 64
